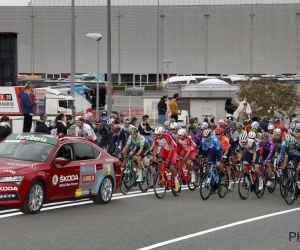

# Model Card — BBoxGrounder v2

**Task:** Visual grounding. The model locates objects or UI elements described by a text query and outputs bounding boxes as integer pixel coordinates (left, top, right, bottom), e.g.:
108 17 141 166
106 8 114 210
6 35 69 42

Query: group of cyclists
71 112 300 200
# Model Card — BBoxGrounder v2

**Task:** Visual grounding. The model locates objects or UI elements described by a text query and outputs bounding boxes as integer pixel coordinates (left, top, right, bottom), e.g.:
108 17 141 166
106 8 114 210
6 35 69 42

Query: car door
50 143 80 200
73 142 103 197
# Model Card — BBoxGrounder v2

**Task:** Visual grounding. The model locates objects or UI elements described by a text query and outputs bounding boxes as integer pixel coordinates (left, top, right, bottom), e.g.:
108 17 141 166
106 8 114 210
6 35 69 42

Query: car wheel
20 180 45 215
93 177 113 204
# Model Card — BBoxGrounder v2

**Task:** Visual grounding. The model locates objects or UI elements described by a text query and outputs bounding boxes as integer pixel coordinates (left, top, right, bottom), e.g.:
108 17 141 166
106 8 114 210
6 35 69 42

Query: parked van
165 76 216 86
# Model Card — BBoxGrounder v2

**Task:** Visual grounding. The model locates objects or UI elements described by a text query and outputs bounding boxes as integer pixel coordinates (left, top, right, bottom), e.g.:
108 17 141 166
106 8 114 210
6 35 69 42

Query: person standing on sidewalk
18 82 40 132
169 93 181 122
157 95 168 125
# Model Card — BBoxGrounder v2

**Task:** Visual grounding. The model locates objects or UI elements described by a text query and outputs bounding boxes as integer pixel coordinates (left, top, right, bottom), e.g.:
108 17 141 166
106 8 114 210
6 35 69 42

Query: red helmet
215 127 224 135
94 117 102 124
220 122 228 128
58 133 65 139
113 124 122 134
278 124 286 132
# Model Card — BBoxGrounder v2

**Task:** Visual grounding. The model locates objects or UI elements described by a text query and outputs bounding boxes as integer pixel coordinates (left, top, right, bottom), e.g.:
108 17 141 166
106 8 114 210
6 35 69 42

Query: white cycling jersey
75 124 97 141
122 124 135 131
238 138 259 153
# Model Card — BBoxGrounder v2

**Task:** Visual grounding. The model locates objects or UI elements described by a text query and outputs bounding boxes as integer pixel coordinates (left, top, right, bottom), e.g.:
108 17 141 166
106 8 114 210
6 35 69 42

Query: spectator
169 93 181 122
250 98 263 121
204 116 209 123
225 98 237 120
158 95 168 125
35 113 54 135
18 82 40 132
210 116 215 125
0 116 12 141
290 114 298 122
138 115 154 145
131 117 138 127
84 112 93 127
55 113 74 136
259 116 269 132
233 98 252 122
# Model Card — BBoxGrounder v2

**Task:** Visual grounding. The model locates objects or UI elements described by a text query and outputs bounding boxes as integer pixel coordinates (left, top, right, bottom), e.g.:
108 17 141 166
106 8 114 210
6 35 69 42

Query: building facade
0 0 299 85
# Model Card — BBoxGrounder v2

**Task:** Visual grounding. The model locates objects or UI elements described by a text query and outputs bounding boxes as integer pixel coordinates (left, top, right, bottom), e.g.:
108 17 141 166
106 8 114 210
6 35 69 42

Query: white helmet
75 116 84 121
107 118 115 125
273 128 281 135
240 133 248 142
177 128 187 136
248 131 256 139
164 121 170 126
292 117 298 123
268 124 274 130
170 122 178 130
203 129 212 138
251 121 259 128
201 122 209 129
154 126 164 135
290 122 296 129
124 117 131 123
218 119 224 124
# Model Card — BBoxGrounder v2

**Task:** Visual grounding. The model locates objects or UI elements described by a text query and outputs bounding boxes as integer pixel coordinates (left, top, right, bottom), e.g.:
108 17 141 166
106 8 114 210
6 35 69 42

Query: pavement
0 184 300 250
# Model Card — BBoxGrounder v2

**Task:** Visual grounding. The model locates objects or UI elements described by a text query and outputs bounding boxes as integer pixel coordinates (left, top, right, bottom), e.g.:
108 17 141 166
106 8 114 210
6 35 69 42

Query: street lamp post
86 33 102 118
162 59 173 84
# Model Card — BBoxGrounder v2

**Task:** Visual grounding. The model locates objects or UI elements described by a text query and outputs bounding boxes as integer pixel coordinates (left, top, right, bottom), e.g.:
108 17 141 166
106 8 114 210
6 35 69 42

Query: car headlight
0 176 24 184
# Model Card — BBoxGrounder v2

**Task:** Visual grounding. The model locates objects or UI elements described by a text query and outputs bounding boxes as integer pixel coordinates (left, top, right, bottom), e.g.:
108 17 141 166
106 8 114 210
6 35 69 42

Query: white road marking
0 187 190 219
137 207 300 250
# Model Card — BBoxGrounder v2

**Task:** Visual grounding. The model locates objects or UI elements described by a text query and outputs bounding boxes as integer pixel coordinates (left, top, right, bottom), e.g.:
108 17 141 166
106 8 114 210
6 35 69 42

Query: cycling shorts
133 146 149 159
261 150 274 162
243 151 260 166
180 148 197 159
208 149 223 163
159 148 177 164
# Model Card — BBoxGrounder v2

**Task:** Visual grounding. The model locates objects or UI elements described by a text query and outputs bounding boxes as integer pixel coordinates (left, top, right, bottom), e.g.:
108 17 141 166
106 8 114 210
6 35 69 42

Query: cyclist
151 126 179 191
122 117 135 131
215 127 233 190
75 116 97 141
176 128 197 182
258 132 275 187
267 124 275 139
193 125 203 155
94 117 111 148
248 130 259 143
200 122 209 130
187 117 197 136
122 127 149 182
201 129 223 172
288 122 296 135
273 128 287 169
235 122 247 140
169 122 179 142
281 135 295 170
236 133 263 190
164 121 171 133
107 124 129 156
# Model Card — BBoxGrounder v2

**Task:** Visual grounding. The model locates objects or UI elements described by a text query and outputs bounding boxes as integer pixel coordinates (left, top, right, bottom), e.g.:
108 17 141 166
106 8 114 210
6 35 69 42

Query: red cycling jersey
176 135 197 158
154 133 177 163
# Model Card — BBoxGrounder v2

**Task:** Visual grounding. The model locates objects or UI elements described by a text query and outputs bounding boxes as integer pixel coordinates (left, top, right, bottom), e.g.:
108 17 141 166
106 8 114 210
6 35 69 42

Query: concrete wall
0 4 299 76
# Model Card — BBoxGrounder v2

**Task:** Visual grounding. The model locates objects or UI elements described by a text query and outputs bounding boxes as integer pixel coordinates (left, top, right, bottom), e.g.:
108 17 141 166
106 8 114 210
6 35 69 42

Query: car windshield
0 141 54 163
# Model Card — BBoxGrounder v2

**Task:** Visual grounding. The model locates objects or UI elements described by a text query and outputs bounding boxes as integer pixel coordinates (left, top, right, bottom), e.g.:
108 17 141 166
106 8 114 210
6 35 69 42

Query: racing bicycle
200 161 229 200
283 166 299 205
177 157 198 191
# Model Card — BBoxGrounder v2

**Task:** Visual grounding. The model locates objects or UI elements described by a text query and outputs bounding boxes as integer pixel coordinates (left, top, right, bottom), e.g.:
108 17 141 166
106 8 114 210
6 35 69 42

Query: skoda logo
52 175 58 186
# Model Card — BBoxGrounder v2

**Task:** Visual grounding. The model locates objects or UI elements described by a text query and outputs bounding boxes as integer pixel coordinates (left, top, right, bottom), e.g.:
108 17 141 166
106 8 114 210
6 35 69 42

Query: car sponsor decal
55 175 79 188
107 165 111 175
75 188 82 197
6 133 57 145
2 170 16 175
4 162 36 170
0 186 18 191
82 174 95 183
52 175 58 186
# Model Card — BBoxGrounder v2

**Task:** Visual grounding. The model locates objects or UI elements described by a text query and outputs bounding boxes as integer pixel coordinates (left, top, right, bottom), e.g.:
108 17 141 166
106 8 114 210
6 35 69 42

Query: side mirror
53 157 68 165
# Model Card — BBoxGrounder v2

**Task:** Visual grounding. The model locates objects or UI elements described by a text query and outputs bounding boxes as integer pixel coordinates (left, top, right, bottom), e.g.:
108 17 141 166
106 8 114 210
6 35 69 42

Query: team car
0 133 121 214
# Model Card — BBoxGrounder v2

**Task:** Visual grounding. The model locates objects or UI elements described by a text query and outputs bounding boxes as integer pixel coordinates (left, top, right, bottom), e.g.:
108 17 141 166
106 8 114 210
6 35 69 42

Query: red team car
0 133 121 214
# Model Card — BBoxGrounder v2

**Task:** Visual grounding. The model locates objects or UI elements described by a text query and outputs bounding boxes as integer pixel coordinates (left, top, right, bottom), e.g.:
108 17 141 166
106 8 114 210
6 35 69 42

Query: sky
1 0 30 5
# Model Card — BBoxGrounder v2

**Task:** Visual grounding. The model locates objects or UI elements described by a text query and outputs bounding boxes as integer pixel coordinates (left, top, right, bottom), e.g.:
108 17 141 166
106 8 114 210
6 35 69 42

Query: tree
238 79 300 120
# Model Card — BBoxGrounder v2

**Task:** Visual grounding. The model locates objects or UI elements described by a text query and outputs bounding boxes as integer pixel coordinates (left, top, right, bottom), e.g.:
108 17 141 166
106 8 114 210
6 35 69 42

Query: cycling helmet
201 122 209 129
261 132 269 140
94 117 102 124
129 126 138 134
248 131 256 139
295 124 300 131
189 118 195 124
124 117 131 123
164 121 170 126
75 116 84 122
195 125 203 132
239 133 248 142
278 124 286 132
236 122 243 129
203 129 212 138
218 119 224 124
220 122 228 128
169 118 176 123
177 128 187 136
170 122 178 130
251 121 259 128
102 116 108 122
290 122 296 129
215 127 224 135
273 128 281 135
251 127 257 132
154 126 164 135
113 124 122 134
107 118 115 125
292 117 298 123
286 136 296 146
296 133 300 139
268 124 274 130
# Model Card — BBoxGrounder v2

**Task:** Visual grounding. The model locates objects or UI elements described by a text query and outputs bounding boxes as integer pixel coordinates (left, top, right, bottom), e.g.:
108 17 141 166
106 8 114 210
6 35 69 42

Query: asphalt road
0 185 300 250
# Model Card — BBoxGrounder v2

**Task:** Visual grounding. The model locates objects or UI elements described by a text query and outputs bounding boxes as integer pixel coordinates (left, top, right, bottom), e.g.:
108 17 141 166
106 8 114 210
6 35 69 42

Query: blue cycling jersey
201 135 222 152
276 141 286 162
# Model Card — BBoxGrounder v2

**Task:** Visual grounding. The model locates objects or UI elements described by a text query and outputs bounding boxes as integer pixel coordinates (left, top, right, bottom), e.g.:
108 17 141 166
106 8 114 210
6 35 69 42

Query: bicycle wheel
200 172 213 200
254 174 265 198
153 170 167 199
238 173 251 200
138 167 151 193
229 167 235 190
120 168 133 195
188 169 197 191
194 165 201 188
284 178 297 205
218 172 229 198
266 169 277 193
172 172 182 196
279 171 288 199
